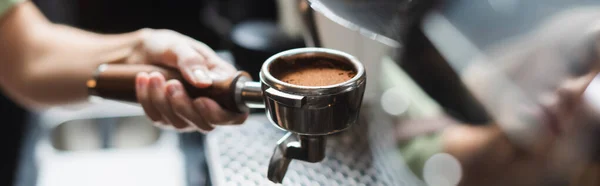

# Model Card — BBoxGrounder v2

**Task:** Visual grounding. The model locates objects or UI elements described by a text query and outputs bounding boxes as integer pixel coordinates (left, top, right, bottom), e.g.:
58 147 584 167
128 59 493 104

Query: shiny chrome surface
237 79 265 109
267 132 294 183
260 48 366 95
301 0 404 47
267 132 326 183
298 0 321 47
264 88 305 107
259 48 366 135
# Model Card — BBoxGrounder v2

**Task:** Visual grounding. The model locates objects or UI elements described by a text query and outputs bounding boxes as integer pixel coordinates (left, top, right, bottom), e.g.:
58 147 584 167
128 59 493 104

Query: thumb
172 44 213 88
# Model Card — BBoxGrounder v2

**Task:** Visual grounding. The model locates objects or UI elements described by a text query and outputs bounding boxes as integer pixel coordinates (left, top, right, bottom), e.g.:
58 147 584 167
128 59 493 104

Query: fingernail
167 84 181 97
207 71 224 80
150 78 160 88
136 73 147 90
153 121 164 126
136 78 144 90
149 71 162 77
196 129 209 134
149 72 163 88
193 69 213 84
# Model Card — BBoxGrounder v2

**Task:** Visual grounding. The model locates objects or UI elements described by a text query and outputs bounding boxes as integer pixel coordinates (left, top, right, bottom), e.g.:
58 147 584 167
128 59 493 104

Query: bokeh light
380 87 410 116
423 153 462 186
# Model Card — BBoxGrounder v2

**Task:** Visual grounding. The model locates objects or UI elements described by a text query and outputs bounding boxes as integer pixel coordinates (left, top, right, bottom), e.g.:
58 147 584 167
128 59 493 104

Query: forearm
0 2 144 109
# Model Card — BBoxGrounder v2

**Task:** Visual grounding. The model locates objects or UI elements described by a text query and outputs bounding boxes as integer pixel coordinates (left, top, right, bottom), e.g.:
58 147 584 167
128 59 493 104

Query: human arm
0 1 247 131
0 1 143 108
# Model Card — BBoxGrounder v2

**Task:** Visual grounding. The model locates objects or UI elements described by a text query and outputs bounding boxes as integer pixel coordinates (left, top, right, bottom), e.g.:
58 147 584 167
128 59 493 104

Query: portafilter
87 47 366 183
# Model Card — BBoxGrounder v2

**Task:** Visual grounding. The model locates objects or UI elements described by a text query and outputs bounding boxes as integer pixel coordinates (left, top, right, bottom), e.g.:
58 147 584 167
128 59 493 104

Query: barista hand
0 2 246 133
131 29 248 132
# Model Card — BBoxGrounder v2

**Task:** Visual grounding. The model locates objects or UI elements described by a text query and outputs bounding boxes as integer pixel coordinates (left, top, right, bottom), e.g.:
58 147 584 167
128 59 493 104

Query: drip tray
51 116 160 151
205 113 417 186
33 101 186 186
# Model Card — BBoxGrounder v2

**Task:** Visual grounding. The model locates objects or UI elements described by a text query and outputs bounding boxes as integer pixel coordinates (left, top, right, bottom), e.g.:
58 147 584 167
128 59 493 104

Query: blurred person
0 0 247 132
399 7 600 186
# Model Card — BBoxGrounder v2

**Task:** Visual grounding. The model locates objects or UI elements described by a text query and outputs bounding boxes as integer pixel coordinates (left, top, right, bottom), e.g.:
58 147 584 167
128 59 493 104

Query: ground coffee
273 60 356 86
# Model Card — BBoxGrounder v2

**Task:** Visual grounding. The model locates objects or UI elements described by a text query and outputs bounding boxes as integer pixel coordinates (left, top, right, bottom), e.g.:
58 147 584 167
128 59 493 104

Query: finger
191 42 233 67
184 38 227 66
185 37 220 60
152 121 173 129
185 40 237 82
152 122 198 132
152 120 199 132
189 42 237 77
178 127 200 133
171 44 214 88
165 80 215 132
136 72 163 122
143 31 179 67
148 72 190 129
193 98 248 125
232 113 249 125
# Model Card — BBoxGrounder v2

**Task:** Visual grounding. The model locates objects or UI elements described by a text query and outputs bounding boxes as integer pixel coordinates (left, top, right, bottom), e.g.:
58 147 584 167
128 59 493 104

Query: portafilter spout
268 133 326 183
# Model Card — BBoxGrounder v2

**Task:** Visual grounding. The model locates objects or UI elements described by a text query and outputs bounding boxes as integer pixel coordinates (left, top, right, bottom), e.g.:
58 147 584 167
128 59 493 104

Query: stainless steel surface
267 132 294 183
206 111 422 186
268 133 326 183
303 0 407 45
296 135 326 162
259 48 366 135
33 101 186 186
235 75 265 110
51 116 160 151
298 0 321 47
264 88 305 107
241 81 265 108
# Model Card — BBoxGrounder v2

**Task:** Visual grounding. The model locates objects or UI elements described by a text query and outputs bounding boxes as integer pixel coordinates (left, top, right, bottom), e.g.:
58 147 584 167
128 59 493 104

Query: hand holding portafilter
87 64 258 113
87 48 367 184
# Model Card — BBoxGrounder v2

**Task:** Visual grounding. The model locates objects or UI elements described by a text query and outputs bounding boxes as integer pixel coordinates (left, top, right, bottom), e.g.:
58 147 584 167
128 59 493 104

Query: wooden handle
87 64 252 113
